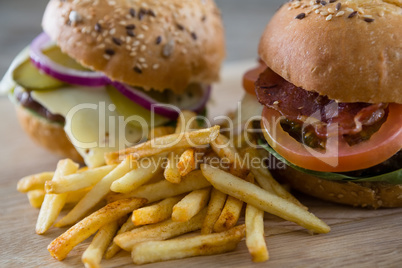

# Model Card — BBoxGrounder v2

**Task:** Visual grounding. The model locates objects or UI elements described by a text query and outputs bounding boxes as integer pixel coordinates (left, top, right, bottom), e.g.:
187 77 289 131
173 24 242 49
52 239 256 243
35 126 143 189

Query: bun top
259 0 402 103
42 0 225 93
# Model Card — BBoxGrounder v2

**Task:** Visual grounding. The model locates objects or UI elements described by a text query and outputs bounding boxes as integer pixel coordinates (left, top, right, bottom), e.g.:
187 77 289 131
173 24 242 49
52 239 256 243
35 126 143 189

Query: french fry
213 196 243 233
246 148 307 209
201 164 330 234
82 221 119 268
172 188 210 222
177 148 197 177
149 126 175 139
105 216 136 259
17 172 54 193
132 195 183 226
27 190 45 209
36 159 79 234
114 208 207 251
110 156 163 193
45 165 116 194
131 224 246 265
245 204 269 262
107 170 211 204
55 158 133 227
105 125 220 164
201 188 227 234
66 187 92 205
164 151 182 183
48 198 147 261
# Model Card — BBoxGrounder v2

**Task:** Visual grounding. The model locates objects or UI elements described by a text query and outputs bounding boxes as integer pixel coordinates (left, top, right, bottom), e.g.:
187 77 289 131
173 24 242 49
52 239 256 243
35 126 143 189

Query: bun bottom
271 165 402 209
15 105 83 163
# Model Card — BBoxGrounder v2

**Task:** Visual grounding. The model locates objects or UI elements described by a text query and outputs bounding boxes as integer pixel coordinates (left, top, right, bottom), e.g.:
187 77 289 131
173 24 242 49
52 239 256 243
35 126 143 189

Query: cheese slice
32 87 145 167
232 92 264 135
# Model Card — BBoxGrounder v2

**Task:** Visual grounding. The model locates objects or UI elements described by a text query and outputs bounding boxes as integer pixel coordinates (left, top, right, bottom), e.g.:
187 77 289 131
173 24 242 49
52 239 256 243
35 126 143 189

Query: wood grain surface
0 62 401 268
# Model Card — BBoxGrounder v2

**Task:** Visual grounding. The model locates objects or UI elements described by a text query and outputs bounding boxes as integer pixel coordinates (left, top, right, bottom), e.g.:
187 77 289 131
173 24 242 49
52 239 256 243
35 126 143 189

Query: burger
241 0 402 208
0 0 225 168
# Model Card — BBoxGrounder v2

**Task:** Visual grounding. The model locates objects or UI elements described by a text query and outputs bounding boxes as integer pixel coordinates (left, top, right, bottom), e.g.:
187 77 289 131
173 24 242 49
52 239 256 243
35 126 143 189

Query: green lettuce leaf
258 140 402 184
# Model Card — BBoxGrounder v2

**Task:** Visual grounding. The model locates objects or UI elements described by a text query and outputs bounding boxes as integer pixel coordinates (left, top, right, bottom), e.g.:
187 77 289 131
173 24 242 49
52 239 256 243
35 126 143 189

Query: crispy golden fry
246 148 307 209
164 151 182 183
210 134 237 164
132 195 183 226
107 170 210 204
27 190 45 209
172 188 210 222
111 155 163 193
48 198 146 261
245 204 269 262
177 149 197 177
55 158 133 227
66 187 92 205
131 224 246 265
201 164 330 234
45 165 116 194
114 208 207 251
149 126 175 140
201 188 227 234
82 221 119 268
105 126 220 164
17 172 54 193
213 196 243 233
105 216 136 259
36 159 79 234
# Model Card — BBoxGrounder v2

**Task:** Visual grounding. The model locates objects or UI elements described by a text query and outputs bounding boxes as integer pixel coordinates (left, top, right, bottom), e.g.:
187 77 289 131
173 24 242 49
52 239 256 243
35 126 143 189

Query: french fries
114 208 207 251
131 225 246 265
55 158 133 227
201 188 227 234
201 164 330 234
110 155 163 193
172 188 210 222
82 221 119 268
48 198 146 261
27 190 45 209
177 148 197 176
17 172 54 193
132 195 183 226
213 195 243 233
105 125 220 164
107 170 211 204
105 216 136 259
245 204 269 262
36 159 79 234
164 150 182 183
45 165 116 194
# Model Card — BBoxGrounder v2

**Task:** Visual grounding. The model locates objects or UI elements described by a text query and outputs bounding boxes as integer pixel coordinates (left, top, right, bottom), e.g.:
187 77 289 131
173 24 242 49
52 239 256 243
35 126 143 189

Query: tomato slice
242 61 266 95
261 104 402 172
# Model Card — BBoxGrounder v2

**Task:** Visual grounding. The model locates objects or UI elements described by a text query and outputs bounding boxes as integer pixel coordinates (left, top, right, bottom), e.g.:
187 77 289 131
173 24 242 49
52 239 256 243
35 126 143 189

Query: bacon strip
255 68 387 137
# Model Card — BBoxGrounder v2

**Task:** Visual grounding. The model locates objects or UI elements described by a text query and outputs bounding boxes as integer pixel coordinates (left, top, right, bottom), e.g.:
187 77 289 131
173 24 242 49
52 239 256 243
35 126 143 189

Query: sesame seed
162 39 175 58
126 24 136 30
295 13 306 19
140 45 146 52
133 66 142 74
69 11 83 23
112 37 122 46
129 8 136 17
315 9 320 14
156 36 162 45
105 49 115 55
348 11 358 18
141 63 148 69
137 34 144 39
364 18 375 23
191 32 197 40
312 4 321 10
109 28 116 35
326 14 333 21
141 25 149 31
320 11 329 16
127 29 135 37
133 40 140 46
336 11 345 17
273 101 279 105
103 54 111 60
176 23 185 30
153 64 160 70
346 7 354 12
328 8 334 14
138 57 146 63
335 2 342 10
138 8 146 20
363 14 373 18
329 0 337 3
315 0 321 4
147 9 156 17
320 1 327 6
94 23 102 32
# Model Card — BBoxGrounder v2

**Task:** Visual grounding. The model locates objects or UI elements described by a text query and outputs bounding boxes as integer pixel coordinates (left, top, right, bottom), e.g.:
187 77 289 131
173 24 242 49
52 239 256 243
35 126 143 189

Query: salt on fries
18 113 330 266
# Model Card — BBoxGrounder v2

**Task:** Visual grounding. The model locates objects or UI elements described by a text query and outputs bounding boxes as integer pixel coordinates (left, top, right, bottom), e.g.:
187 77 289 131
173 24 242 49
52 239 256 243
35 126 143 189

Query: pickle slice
43 46 89 71
106 86 171 128
12 58 65 90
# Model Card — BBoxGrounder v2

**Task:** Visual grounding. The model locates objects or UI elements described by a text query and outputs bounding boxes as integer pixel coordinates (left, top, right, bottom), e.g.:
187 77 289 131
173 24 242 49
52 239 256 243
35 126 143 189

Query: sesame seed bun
15 105 83 163
42 0 225 93
271 165 402 208
259 0 402 103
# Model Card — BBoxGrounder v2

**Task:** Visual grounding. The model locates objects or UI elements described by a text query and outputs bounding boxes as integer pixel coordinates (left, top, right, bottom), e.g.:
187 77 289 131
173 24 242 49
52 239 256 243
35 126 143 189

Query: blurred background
0 0 284 76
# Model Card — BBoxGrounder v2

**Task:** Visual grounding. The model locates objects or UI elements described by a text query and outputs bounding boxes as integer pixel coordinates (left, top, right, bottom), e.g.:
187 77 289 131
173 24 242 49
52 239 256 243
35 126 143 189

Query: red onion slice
111 82 211 120
30 32 108 87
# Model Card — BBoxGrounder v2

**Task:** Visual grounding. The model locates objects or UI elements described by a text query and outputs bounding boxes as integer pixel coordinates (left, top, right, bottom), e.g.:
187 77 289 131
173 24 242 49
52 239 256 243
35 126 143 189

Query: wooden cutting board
0 61 401 268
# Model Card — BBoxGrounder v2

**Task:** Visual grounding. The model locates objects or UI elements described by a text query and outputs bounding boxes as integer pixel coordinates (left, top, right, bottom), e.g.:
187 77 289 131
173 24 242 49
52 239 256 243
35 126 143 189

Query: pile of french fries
17 111 330 267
